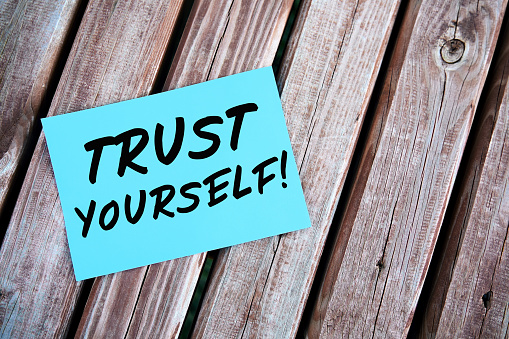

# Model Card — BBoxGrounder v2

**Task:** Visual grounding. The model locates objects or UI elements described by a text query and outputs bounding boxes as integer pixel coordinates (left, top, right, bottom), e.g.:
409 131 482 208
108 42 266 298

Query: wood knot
441 39 465 64
376 259 384 270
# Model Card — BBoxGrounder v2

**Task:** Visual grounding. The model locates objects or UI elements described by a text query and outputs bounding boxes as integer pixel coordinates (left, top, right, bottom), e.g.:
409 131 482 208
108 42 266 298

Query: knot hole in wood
482 290 493 310
440 39 465 64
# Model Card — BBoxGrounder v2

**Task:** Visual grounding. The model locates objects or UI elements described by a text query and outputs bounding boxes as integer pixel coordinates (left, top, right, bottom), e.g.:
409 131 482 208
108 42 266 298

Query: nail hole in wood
441 39 465 64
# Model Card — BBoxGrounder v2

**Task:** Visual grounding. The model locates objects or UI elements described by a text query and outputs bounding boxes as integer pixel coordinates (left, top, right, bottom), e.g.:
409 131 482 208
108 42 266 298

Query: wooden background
0 0 508 337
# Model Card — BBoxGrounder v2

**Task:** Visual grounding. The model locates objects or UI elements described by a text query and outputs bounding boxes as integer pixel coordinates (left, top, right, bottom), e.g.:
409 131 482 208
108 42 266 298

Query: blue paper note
42 67 311 280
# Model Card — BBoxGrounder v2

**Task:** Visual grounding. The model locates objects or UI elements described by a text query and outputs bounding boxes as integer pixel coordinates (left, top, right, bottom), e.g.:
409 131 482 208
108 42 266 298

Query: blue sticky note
42 67 311 280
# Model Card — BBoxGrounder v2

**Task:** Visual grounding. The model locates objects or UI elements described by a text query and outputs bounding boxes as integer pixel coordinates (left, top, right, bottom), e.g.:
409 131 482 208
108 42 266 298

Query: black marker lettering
116 128 149 177
252 157 277 194
233 165 251 199
84 136 116 184
125 190 146 224
149 184 175 219
177 182 202 213
189 116 223 159
225 103 258 151
75 200 96 238
99 200 119 231
203 167 231 207
155 118 184 165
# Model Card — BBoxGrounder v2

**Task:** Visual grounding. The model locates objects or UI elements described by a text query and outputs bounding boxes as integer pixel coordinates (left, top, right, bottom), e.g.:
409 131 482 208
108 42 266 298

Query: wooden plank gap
150 0 195 95
272 0 302 78
65 277 94 338
123 268 151 338
178 252 217 339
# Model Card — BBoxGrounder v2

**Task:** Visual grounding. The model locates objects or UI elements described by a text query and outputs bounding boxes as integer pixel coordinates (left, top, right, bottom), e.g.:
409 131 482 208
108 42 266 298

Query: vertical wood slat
0 0 82 218
412 19 509 338
0 0 185 337
191 0 401 337
413 18 509 338
75 0 294 338
310 0 507 338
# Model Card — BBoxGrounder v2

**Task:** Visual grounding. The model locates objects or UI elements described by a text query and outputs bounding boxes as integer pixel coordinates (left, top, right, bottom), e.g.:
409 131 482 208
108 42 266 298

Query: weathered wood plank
310 0 507 338
77 254 206 338
436 138 509 337
75 1 294 337
0 0 82 220
166 0 292 89
0 0 185 337
431 30 509 339
307 2 425 336
412 18 509 339
191 0 401 337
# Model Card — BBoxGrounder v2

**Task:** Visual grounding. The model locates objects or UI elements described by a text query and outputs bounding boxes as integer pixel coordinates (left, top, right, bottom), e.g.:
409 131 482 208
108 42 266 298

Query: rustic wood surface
307 0 425 335
413 17 509 339
1 0 509 337
76 0 294 337
435 98 509 337
432 26 509 339
0 0 81 218
310 0 507 338
0 0 185 337
191 0 401 337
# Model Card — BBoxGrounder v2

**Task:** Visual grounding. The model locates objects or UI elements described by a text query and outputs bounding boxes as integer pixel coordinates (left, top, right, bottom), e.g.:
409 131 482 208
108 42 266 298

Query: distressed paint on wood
0 0 82 220
311 0 507 338
76 0 294 338
0 0 185 337
432 30 509 339
191 0 401 337
413 18 509 339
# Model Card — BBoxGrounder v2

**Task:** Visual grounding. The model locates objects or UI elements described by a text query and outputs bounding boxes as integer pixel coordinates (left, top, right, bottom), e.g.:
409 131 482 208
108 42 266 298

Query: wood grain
306 1 425 336
412 17 509 339
311 0 507 338
75 0 294 338
436 110 509 337
430 26 509 339
0 0 81 219
0 0 185 337
191 0 401 337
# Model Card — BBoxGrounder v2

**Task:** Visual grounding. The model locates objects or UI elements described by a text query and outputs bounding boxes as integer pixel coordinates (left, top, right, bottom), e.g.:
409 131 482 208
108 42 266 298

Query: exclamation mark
281 150 287 188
